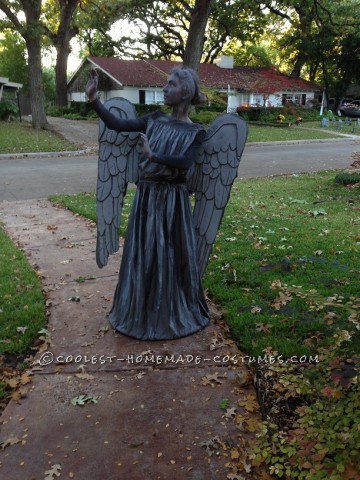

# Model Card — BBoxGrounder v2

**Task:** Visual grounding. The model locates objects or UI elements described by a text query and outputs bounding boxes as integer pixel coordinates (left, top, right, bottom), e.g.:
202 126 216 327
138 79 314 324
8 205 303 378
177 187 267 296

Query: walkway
0 199 260 480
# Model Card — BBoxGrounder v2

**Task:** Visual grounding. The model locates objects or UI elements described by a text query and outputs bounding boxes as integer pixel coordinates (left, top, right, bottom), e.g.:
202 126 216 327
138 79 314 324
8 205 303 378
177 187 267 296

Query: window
252 94 263 105
282 93 307 105
241 94 250 106
145 90 164 105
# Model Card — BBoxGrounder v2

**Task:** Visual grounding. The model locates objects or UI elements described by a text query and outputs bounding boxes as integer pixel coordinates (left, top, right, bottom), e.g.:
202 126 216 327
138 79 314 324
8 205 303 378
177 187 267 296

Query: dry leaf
245 417 262 432
44 463 62 480
223 407 237 419
237 395 260 413
235 367 252 387
251 306 262 314
230 448 240 460
1 436 22 450
201 372 226 387
255 323 273 333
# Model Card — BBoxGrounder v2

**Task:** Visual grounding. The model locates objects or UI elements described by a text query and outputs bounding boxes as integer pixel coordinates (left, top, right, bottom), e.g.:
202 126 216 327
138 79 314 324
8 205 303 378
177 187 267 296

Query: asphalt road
0 138 359 202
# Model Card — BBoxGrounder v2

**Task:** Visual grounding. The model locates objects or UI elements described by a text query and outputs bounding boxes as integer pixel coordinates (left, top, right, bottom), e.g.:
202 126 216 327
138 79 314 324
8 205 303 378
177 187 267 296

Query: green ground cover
0 121 78 154
303 119 360 136
1 117 356 155
246 123 345 142
0 226 46 404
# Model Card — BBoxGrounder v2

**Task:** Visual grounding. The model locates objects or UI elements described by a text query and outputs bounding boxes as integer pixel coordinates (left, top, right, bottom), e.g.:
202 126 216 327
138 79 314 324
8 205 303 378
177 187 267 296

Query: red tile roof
86 56 319 93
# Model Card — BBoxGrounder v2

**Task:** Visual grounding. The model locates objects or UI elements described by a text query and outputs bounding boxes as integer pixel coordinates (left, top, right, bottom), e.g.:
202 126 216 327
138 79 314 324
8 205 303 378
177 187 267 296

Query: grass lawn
0 121 78 154
1 117 358 155
0 226 46 404
304 119 360 136
247 122 359 142
0 227 46 355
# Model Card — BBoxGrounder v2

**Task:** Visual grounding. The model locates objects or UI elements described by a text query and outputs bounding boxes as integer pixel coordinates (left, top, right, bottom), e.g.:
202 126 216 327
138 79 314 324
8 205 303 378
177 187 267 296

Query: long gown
92 99 210 340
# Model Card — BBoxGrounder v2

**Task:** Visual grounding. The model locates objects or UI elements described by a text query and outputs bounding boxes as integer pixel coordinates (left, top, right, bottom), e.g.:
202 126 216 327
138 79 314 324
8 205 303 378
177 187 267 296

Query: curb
1 137 359 161
0 147 97 160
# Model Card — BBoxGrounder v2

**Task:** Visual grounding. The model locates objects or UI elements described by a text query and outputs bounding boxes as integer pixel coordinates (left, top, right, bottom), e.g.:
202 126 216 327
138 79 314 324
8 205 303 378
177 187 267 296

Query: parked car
328 97 354 109
340 100 360 118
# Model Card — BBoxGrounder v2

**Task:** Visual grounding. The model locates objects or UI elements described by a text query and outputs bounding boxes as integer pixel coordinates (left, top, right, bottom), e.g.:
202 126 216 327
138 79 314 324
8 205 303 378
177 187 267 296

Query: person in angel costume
86 65 247 340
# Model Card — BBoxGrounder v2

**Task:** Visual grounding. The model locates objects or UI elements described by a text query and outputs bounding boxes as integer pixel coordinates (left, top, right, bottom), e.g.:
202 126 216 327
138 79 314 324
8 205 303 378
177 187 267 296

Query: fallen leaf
230 448 240 460
235 367 252 387
245 417 262 432
255 323 273 333
237 395 260 413
44 463 61 480
223 407 237 419
201 372 226 387
16 326 27 334
1 436 22 450
71 395 98 406
227 473 246 480
251 306 262 314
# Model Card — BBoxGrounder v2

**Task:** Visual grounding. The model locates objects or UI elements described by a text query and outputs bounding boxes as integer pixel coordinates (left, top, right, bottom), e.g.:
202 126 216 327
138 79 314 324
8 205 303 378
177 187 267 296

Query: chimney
216 56 234 69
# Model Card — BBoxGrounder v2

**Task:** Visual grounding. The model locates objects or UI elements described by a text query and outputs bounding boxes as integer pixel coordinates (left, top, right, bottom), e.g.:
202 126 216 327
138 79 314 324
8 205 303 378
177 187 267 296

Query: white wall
68 86 164 105
69 86 316 109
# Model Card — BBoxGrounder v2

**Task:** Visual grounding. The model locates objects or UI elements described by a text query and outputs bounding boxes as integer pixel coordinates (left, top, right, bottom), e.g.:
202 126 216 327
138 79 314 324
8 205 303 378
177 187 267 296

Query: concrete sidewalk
0 199 261 480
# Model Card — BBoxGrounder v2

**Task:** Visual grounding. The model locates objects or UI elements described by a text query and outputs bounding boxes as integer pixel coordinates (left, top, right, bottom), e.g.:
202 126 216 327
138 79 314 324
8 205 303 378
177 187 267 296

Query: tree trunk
26 40 48 129
52 0 80 107
55 43 71 106
21 0 48 129
183 0 213 70
290 56 306 78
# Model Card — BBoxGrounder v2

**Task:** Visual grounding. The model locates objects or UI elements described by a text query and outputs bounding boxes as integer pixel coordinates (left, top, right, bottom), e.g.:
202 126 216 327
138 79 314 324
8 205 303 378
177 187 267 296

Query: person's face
163 74 185 107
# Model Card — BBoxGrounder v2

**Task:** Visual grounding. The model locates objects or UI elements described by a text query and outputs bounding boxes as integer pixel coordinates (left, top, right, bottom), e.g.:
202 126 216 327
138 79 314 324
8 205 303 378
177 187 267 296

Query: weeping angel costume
91 98 247 340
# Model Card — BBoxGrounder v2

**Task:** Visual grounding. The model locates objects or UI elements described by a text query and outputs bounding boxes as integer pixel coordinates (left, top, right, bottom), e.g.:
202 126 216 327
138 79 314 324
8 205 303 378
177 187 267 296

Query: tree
256 0 360 104
202 0 268 63
0 0 48 129
223 40 274 67
0 30 29 93
43 0 80 106
77 0 266 70
183 0 213 69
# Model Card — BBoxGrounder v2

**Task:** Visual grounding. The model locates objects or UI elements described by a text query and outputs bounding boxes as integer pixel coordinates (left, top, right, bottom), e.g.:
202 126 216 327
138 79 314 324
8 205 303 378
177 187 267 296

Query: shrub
135 104 164 116
46 105 76 117
334 172 360 185
189 110 219 125
0 100 19 120
255 332 359 480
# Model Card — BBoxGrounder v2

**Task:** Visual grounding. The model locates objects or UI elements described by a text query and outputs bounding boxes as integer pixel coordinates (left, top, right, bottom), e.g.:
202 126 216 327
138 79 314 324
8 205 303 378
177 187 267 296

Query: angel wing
187 113 248 277
96 97 142 268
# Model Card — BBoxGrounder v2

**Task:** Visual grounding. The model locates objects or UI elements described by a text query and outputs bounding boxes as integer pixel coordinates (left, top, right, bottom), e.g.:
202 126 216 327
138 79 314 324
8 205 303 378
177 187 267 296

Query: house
0 76 23 102
67 56 320 111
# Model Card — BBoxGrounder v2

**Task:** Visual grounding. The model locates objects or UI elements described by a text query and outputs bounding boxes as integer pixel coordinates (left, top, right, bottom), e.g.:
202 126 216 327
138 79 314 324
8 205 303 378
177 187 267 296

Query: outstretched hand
86 69 99 102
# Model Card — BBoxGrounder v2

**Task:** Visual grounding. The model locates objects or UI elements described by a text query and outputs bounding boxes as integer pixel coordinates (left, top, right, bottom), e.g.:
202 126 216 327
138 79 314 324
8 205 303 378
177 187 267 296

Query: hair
170 65 207 105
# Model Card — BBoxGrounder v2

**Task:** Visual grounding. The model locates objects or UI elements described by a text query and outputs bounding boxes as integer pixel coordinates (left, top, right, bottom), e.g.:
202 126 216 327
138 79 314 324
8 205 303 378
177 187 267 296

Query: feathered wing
187 114 248 277
96 97 141 268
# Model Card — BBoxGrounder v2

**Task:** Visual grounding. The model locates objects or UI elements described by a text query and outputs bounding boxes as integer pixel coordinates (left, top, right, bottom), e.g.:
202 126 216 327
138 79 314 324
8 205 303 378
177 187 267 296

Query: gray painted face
162 73 185 106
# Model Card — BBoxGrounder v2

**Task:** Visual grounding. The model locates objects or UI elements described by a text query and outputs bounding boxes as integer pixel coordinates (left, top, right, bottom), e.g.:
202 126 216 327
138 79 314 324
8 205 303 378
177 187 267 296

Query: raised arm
91 98 147 132
86 69 147 132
